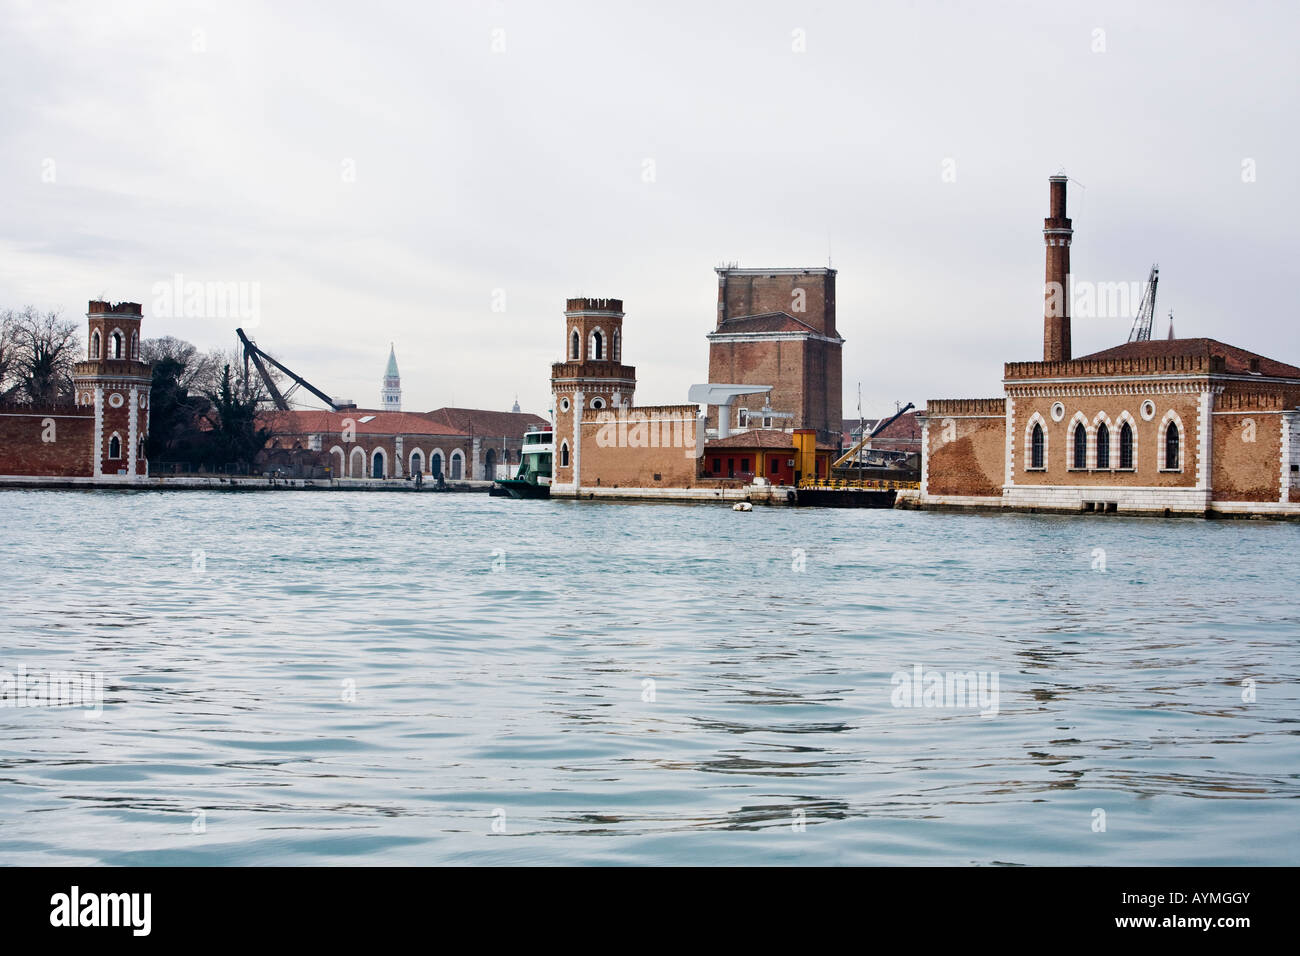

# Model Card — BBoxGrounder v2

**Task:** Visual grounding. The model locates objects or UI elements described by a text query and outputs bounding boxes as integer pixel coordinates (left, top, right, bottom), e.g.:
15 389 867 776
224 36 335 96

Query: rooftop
1074 338 1300 379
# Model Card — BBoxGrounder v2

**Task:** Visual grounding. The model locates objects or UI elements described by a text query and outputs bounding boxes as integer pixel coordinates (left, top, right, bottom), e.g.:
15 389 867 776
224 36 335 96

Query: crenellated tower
72 300 152 479
550 297 636 491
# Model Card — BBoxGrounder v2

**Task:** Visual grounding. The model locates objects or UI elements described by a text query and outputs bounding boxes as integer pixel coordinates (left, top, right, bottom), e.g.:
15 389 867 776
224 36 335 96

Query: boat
493 425 553 499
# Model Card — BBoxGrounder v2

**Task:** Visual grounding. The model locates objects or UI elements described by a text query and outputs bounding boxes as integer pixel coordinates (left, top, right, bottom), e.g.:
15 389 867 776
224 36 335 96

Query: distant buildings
381 345 402 412
915 176 1300 517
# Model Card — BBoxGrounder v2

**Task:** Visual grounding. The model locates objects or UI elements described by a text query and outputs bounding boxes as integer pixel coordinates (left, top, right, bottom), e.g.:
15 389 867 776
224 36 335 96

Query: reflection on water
1 489 1298 865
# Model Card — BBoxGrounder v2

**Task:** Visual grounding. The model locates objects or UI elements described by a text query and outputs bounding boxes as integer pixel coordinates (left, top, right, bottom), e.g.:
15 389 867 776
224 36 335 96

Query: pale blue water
1 489 1297 865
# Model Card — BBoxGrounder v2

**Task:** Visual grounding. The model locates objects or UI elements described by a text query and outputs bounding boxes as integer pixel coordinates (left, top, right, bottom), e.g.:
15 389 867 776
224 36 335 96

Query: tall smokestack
1043 174 1073 362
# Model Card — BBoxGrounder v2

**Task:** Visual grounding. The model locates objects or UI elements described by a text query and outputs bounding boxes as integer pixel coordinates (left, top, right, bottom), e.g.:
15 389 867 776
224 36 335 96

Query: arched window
570 329 580 360
91 330 101 359
1030 423 1045 469
450 451 463 479
1165 421 1180 470
592 330 604 360
484 447 496 477
1096 422 1110 469
410 450 423 475
130 331 138 360
560 441 570 468
1072 422 1087 469
108 434 122 459
1119 422 1133 469
430 452 443 477
110 331 123 359
371 449 385 478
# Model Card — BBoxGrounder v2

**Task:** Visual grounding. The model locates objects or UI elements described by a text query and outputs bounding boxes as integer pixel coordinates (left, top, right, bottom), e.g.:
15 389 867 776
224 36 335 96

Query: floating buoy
732 501 753 512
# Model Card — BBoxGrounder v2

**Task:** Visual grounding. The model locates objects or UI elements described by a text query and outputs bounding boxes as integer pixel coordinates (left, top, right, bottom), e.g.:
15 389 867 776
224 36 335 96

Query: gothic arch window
1072 421 1087 470
108 433 122 459
430 450 444 477
570 329 580 361
349 446 366 478
560 441 570 468
589 328 604 361
329 445 345 476
1024 412 1048 471
91 330 101 359
110 330 124 359
1158 411 1184 471
1165 421 1180 470
1119 421 1134 469
130 331 138 360
410 449 424 475
484 447 496 477
450 450 464 479
371 448 386 478
1096 421 1110 469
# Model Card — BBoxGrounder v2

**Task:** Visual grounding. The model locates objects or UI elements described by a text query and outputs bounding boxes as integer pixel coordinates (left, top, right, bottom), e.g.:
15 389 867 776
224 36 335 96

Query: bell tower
72 300 153 480
550 297 636 493
381 344 401 411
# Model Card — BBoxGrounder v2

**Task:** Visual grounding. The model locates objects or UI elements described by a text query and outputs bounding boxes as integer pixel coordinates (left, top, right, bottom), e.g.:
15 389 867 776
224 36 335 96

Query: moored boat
494 424 553 499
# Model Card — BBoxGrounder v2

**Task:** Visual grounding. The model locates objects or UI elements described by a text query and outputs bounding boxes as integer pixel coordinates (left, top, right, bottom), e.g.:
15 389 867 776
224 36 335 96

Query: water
1 489 1297 865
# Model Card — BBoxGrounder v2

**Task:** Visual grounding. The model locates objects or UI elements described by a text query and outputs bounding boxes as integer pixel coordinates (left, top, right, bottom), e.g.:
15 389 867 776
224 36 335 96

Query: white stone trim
429 447 446 477
1157 408 1185 473
92 387 103 478
409 446 425 475
1195 390 1212 490
349 446 366 478
706 331 844 346
449 448 465 480
588 326 606 362
1091 411 1113 470
1004 397 1017 486
1024 410 1048 472
127 384 139 477
329 445 345 476
1115 410 1138 470
1066 411 1089 470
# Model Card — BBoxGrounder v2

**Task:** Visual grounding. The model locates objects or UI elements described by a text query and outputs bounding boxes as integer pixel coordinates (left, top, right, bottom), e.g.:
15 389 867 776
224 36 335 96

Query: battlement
1005 354 1222 380
565 298 623 314
923 398 1006 417
88 301 142 317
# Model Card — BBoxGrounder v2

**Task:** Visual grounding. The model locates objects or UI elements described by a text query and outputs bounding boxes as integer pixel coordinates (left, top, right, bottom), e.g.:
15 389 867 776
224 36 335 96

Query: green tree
204 364 270 466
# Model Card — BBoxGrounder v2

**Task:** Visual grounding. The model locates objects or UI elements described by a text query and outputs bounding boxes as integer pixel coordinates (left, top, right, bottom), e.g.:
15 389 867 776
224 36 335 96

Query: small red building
702 429 834 485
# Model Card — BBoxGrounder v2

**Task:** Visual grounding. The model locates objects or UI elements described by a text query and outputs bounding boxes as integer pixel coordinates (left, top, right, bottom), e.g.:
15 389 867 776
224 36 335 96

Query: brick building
260 409 470 479
707 266 844 446
0 301 152 482
916 176 1300 517
549 296 831 498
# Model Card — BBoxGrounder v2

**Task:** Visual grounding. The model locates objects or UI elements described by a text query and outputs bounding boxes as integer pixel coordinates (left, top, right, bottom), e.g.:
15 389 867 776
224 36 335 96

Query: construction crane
235 327 353 412
833 401 915 469
1127 265 1159 342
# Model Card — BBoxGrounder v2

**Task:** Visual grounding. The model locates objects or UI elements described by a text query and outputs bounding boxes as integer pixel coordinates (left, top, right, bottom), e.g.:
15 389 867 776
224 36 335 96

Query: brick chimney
1043 175 1072 362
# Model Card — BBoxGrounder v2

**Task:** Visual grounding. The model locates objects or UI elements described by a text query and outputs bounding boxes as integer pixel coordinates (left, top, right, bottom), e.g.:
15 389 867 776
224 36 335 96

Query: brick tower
1043 174 1073 362
72 301 153 480
550 297 636 491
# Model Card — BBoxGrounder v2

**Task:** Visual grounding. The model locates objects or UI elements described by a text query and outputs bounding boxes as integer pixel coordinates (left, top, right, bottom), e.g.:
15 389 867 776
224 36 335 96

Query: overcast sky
2 1 1296 418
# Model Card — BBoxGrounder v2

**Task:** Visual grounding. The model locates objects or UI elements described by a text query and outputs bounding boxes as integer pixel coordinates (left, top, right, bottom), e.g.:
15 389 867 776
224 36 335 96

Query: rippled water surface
1 489 1298 865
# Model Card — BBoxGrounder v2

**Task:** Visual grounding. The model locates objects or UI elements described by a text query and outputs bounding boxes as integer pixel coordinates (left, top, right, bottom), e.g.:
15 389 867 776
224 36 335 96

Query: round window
1140 400 1156 421
591 397 605 410
559 398 570 413
1050 402 1066 422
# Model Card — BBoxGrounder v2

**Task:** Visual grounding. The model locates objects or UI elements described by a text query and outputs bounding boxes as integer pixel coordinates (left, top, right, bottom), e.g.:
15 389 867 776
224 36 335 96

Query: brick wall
0 408 95 476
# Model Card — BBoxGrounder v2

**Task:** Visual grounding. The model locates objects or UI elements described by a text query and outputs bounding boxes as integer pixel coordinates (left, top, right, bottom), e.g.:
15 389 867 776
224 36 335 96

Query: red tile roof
713 312 820 335
705 428 835 451
424 406 548 437
1075 338 1300 378
260 409 466 436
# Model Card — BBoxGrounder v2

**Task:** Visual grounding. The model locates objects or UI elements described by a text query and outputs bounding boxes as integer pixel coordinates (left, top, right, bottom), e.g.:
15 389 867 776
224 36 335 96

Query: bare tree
4 307 80 405
141 336 220 392
0 311 17 401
